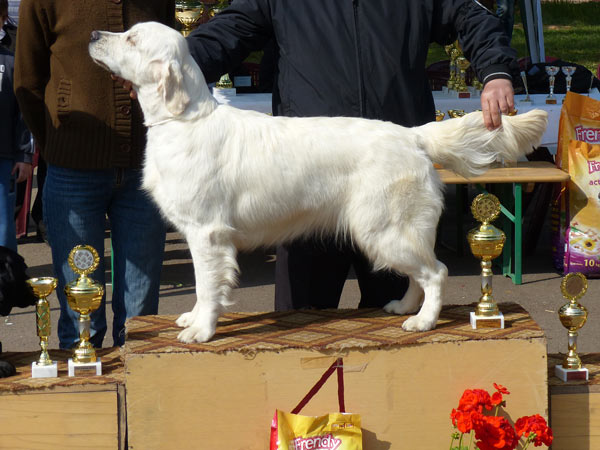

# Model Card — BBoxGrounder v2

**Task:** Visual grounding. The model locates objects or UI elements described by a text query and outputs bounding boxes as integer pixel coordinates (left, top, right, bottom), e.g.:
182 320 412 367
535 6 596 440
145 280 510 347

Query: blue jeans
0 158 17 252
43 165 166 348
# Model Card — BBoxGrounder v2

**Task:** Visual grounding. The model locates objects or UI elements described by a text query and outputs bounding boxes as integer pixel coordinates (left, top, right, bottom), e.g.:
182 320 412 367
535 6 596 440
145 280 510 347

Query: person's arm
13 0 52 150
433 0 518 130
186 0 273 84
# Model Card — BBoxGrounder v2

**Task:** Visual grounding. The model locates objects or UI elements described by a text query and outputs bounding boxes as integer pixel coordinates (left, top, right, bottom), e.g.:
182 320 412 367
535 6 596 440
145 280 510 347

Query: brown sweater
14 0 175 169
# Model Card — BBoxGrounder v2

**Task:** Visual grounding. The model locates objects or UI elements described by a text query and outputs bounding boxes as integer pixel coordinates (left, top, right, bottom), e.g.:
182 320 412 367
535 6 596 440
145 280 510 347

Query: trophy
27 277 58 378
555 272 589 381
65 245 104 376
545 66 560 104
444 44 458 92
435 110 445 121
175 0 204 37
447 109 465 118
455 56 471 98
561 66 576 101
467 194 506 329
520 71 532 103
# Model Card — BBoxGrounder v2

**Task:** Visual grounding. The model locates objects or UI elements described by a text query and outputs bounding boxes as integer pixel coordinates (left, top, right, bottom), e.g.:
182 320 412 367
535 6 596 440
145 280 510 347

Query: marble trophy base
31 361 58 378
68 358 102 377
470 311 505 329
555 364 589 382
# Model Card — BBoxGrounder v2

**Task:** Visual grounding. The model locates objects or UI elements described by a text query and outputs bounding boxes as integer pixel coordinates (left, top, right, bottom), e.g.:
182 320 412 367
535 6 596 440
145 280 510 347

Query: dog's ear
153 60 190 116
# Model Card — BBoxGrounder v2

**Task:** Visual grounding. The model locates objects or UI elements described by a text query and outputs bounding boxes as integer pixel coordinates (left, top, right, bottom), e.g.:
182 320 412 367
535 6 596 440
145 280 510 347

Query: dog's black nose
90 30 100 42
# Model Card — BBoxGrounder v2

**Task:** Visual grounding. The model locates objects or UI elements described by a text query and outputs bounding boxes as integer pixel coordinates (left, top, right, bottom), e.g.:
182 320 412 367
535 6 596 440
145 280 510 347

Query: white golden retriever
89 22 547 343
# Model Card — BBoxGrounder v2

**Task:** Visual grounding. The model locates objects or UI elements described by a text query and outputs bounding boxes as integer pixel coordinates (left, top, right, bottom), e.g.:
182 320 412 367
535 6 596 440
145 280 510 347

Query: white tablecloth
212 89 600 151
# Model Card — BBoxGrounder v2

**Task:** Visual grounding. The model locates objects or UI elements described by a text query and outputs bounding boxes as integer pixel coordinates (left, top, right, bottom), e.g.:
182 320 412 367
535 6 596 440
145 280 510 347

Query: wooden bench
436 161 570 284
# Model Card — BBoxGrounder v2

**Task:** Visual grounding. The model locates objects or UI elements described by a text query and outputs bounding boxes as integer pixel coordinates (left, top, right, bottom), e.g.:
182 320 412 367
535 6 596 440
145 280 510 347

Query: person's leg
43 165 110 349
108 168 166 346
31 156 47 241
275 237 351 310
0 158 17 252
351 248 409 309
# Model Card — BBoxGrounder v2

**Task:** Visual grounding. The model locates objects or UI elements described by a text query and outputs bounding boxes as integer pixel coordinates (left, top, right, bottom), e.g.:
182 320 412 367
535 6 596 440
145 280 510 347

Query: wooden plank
550 392 600 450
0 389 118 450
437 161 570 184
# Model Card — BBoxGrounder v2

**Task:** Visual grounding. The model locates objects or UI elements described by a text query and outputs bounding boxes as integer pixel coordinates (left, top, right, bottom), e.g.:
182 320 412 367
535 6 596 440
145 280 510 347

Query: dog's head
89 21 196 117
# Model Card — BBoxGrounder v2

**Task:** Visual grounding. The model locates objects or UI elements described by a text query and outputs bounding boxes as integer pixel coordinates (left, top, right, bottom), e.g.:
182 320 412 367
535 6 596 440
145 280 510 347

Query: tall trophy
455 56 471 98
467 194 506 329
175 1 204 37
65 245 104 376
27 277 58 378
561 66 576 102
555 272 589 381
545 66 560 104
520 71 532 103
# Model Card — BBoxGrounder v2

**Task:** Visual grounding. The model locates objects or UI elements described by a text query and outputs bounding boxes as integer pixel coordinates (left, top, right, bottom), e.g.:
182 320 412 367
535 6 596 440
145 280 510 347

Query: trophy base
519 98 533 104
470 311 505 329
68 358 102 377
458 91 471 99
545 98 557 104
31 361 58 378
555 364 589 382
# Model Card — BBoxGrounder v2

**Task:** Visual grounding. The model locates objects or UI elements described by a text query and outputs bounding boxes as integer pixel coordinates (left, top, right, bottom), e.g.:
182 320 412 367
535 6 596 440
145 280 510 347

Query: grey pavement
1 186 598 356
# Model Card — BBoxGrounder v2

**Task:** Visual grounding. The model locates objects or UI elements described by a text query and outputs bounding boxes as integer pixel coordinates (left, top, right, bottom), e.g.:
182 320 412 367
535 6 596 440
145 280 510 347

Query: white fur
89 22 548 343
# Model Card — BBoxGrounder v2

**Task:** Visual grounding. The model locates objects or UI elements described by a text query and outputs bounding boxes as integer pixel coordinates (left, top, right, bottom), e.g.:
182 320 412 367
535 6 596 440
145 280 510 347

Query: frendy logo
575 125 600 144
291 434 342 450
589 160 600 175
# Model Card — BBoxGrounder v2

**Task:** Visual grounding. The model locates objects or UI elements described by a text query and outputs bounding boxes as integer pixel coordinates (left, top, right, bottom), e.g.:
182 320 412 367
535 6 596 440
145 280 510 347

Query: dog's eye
126 35 136 46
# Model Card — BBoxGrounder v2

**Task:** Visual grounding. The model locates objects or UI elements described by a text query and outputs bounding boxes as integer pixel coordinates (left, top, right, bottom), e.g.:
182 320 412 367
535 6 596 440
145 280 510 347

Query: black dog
0 246 37 378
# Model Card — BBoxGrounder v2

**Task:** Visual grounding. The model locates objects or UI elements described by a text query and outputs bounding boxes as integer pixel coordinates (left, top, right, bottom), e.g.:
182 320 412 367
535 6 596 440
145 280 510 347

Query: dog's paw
177 326 216 344
383 300 419 315
401 314 437 332
176 311 196 328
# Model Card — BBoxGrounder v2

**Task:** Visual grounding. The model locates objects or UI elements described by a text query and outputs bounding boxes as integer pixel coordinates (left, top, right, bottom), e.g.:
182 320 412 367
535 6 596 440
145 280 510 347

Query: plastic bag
269 358 363 450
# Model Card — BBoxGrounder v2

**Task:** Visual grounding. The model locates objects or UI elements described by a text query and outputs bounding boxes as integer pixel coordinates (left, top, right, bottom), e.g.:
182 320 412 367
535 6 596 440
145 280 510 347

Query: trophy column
555 272 589 381
467 194 506 329
65 245 104 377
27 277 58 378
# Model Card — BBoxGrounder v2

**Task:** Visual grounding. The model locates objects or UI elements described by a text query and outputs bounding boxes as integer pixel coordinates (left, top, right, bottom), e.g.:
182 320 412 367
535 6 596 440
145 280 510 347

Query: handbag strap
292 357 345 414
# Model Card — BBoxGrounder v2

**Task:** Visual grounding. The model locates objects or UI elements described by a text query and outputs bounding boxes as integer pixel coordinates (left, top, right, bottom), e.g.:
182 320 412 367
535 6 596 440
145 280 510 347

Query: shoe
36 221 48 244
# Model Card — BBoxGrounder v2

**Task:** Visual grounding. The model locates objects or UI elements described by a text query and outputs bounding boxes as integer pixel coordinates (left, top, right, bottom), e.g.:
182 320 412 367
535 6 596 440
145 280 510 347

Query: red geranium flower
473 415 519 450
493 383 510 395
458 388 493 413
451 408 481 433
515 414 554 447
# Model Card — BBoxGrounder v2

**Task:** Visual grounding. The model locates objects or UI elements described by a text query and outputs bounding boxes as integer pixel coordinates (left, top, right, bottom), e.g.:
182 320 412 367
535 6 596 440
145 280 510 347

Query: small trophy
444 44 457 92
520 71 532 103
561 66 576 102
468 194 506 329
435 110 445 121
175 0 204 37
27 277 58 378
65 245 104 376
555 272 589 382
455 56 471 98
545 66 560 104
447 109 465 119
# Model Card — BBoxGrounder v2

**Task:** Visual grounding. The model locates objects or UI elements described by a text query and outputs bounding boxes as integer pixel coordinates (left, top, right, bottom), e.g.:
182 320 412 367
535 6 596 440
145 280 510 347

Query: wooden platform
123 304 548 450
548 353 600 450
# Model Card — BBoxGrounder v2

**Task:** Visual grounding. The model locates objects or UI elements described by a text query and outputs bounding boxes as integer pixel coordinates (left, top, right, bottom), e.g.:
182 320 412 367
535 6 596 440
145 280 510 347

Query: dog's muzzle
90 30 101 42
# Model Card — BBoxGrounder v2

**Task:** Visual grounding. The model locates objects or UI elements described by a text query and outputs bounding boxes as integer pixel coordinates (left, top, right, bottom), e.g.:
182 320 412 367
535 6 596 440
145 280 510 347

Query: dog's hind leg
176 227 239 343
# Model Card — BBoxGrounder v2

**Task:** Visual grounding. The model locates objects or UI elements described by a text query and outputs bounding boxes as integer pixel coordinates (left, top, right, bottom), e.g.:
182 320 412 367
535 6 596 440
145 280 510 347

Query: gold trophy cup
65 245 104 376
175 0 204 37
468 194 506 329
27 277 58 378
555 272 589 381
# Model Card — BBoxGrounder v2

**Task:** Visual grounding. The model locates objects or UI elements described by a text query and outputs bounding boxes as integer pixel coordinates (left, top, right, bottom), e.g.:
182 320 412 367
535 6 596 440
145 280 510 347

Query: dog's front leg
176 227 239 343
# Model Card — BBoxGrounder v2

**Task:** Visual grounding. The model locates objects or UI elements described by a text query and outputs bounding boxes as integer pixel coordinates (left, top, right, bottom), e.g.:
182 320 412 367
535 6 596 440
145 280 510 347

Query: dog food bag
270 410 362 450
552 92 600 270
563 140 600 275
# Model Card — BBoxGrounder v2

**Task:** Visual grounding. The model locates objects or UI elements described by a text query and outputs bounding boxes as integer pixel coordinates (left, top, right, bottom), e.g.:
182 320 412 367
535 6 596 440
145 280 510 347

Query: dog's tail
415 109 548 178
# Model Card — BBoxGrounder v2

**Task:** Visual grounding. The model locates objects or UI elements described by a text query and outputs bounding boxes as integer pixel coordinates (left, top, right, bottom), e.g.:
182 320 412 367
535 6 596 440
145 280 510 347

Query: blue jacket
0 47 32 164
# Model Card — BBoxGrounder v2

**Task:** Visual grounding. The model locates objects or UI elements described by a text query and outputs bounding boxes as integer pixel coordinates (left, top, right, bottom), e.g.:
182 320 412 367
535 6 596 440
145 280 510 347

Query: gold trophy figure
27 277 58 378
444 44 457 91
447 109 465 119
520 71 532 103
545 66 560 104
435 110 445 121
175 0 204 37
455 56 471 98
65 245 104 376
555 272 589 381
468 194 506 329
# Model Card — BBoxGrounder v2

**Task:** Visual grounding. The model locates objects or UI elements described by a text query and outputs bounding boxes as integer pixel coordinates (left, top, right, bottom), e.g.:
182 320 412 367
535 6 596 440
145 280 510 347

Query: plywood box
124 304 549 450
0 348 125 450
548 353 600 450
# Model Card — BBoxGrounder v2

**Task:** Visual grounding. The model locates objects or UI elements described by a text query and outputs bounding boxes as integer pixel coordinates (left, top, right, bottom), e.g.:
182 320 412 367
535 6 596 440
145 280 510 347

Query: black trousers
275 236 408 310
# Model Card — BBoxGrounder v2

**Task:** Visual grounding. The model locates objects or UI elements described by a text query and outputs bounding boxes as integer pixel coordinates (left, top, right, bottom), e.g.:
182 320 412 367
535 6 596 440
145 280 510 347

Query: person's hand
12 162 32 183
111 74 137 100
480 78 515 131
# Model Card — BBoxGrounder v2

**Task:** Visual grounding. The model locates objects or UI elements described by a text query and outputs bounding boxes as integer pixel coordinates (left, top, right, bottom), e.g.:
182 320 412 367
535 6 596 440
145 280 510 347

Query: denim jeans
43 165 166 348
0 158 17 252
